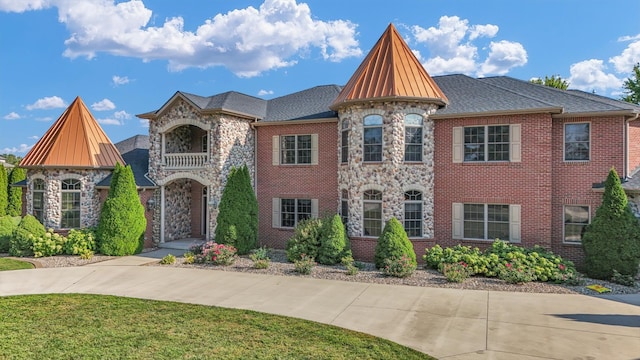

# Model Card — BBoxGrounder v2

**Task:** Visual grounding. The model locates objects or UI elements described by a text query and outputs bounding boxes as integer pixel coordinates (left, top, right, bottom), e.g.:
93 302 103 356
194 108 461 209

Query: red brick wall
550 116 625 264
434 114 554 256
629 120 640 173
256 122 338 249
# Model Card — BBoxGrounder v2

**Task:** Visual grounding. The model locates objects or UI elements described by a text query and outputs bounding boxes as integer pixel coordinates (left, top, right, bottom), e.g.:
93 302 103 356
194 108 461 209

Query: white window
271 198 318 228
340 189 348 225
564 123 590 161
404 190 422 237
363 190 383 236
32 178 45 224
564 205 590 243
404 114 423 162
363 115 383 162
453 124 521 163
272 134 318 165
452 203 521 242
61 179 81 228
341 120 349 163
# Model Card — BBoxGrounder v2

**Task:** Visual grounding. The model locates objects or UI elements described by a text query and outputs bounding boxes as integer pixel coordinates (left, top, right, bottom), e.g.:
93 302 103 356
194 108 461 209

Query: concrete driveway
0 253 638 359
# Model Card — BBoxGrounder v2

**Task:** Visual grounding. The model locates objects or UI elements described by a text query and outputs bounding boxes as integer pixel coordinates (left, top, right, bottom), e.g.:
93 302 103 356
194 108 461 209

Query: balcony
163 153 208 169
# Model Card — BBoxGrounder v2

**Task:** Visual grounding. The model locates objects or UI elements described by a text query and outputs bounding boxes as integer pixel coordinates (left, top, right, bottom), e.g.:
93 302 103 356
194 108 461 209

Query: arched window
61 179 81 228
363 189 382 236
404 114 423 162
32 179 45 224
404 190 422 237
363 115 383 162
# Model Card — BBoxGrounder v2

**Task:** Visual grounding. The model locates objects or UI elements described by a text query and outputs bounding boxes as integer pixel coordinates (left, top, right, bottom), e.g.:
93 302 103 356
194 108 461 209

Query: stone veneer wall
627 192 640 219
164 179 192 241
337 103 438 239
25 169 111 229
148 98 255 242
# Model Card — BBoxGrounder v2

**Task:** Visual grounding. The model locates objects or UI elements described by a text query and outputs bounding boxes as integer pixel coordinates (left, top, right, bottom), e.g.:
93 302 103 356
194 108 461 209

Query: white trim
452 202 463 239
509 124 522 162
363 114 384 163
562 205 591 244
157 118 210 133
160 185 165 243
563 122 591 162
452 127 463 163
156 172 209 186
509 204 521 243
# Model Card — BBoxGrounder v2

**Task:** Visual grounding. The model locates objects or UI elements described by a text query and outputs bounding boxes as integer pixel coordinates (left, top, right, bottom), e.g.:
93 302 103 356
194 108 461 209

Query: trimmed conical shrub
215 165 258 255
374 217 417 269
7 167 26 216
97 163 146 256
318 214 349 265
0 165 7 216
582 167 640 279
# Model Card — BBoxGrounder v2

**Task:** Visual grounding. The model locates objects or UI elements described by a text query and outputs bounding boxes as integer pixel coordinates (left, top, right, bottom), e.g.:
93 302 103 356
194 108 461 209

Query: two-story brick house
21 24 640 264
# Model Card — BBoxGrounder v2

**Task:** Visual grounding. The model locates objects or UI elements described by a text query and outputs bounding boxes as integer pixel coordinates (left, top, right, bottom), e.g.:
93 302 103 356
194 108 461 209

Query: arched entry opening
159 174 211 243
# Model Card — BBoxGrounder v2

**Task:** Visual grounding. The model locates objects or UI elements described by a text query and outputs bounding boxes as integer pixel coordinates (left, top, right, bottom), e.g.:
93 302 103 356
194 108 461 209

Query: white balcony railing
163 153 208 169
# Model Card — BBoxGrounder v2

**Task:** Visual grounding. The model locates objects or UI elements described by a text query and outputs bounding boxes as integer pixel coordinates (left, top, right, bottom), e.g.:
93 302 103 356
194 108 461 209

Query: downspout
250 118 259 246
626 113 640 179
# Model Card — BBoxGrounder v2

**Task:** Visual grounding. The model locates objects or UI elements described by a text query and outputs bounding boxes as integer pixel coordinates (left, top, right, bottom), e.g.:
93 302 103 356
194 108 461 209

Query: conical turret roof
331 23 448 110
21 96 124 169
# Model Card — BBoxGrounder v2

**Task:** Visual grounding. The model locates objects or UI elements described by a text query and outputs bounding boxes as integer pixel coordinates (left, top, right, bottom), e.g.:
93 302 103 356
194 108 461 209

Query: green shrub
341 255 359 275
582 168 640 279
31 229 65 258
215 165 258 255
611 270 637 287
498 262 535 284
0 216 18 252
293 254 315 275
250 246 270 269
193 242 238 265
183 252 195 264
442 262 471 283
63 228 96 256
7 167 26 216
9 215 46 257
318 214 349 265
160 254 176 265
382 255 417 278
0 165 7 216
285 218 323 262
97 163 146 256
374 218 416 269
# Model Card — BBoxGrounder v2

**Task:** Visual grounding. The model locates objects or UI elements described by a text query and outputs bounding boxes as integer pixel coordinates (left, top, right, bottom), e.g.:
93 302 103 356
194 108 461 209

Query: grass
0 258 34 271
0 294 434 360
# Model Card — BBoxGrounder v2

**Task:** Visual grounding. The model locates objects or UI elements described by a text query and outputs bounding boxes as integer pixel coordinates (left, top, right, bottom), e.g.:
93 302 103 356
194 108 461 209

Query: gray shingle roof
96 148 156 188
181 91 267 118
263 85 341 121
115 135 150 154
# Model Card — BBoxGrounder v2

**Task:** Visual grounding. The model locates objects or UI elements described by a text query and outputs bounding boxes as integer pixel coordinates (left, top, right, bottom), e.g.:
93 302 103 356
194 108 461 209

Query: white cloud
618 34 640 42
3 112 20 120
96 110 131 125
91 98 116 111
4 0 361 77
114 110 131 119
26 96 66 110
97 118 122 126
0 0 50 12
29 135 40 140
1 144 33 154
36 116 53 122
112 75 130 86
568 59 623 92
411 15 527 76
139 119 149 127
609 40 640 73
257 89 274 96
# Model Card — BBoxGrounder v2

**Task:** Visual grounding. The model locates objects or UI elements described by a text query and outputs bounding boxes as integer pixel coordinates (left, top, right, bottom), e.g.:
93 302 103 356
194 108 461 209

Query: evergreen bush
374 217 417 269
0 216 18 252
7 167 26 216
96 163 146 256
0 165 7 216
214 165 258 255
285 217 323 262
582 168 640 279
9 215 46 257
317 214 349 265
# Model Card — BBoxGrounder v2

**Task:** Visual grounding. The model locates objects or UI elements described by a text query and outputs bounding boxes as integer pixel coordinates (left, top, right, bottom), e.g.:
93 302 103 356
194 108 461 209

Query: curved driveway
1 252 639 360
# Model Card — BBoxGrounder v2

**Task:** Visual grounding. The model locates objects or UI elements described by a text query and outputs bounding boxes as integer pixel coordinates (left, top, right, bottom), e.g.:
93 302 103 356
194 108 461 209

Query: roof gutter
552 110 640 119
431 106 564 120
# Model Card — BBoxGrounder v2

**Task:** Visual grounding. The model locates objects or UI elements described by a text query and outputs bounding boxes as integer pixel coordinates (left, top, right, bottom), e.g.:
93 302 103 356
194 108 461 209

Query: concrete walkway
1 252 639 359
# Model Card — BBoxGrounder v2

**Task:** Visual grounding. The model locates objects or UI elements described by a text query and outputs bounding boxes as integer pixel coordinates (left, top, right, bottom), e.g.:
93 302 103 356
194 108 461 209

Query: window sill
461 161 512 165
562 241 582 246
562 160 590 164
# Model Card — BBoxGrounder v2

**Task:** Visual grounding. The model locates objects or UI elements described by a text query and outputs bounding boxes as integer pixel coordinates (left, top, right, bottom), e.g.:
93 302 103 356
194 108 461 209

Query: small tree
374 217 417 269
621 63 640 105
582 168 640 279
97 163 146 256
285 217 323 262
530 75 569 90
215 165 258 255
7 167 26 216
318 214 349 265
0 165 7 216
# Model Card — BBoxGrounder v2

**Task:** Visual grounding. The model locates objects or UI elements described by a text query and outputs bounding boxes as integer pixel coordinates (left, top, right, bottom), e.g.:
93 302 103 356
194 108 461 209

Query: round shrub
0 216 18 252
285 217 323 262
63 228 96 256
318 214 349 265
32 229 65 258
9 215 46 257
374 217 416 269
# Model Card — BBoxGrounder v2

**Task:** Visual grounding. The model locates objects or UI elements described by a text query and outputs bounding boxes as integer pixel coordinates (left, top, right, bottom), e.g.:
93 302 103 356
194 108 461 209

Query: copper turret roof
20 96 124 169
331 23 448 110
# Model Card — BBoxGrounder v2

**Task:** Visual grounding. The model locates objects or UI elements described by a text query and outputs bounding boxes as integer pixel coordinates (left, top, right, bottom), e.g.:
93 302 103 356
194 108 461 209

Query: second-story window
281 135 311 164
363 115 383 162
564 123 590 161
341 120 349 163
404 114 423 162
464 125 510 161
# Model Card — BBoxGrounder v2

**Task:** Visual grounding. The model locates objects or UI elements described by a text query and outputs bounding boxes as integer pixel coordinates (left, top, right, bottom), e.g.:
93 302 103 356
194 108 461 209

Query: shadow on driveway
552 313 640 327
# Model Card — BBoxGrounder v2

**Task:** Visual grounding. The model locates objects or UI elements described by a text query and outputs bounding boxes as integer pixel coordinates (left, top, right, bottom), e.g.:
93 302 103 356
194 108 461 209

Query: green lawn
0 294 434 360
0 258 34 271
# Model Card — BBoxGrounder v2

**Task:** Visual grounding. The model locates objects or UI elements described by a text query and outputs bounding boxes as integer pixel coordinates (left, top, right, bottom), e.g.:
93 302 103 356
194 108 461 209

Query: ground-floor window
452 202 520 242
32 178 45 224
404 190 422 237
564 205 590 243
61 179 81 228
272 198 318 228
363 190 382 236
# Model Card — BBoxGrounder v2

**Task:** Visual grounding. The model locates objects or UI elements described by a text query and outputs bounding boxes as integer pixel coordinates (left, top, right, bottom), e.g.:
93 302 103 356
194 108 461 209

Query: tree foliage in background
0 166 7 216
215 165 258 255
530 75 569 90
7 167 26 216
0 154 21 165
582 168 640 279
97 163 146 256
621 63 640 105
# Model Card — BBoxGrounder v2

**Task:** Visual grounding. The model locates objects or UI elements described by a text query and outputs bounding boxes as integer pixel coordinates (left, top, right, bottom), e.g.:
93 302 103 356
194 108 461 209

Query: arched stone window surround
158 119 211 168
157 172 210 187
158 118 210 133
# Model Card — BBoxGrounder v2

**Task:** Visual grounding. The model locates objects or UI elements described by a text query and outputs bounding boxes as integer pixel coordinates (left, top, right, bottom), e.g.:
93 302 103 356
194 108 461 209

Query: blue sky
1 0 639 155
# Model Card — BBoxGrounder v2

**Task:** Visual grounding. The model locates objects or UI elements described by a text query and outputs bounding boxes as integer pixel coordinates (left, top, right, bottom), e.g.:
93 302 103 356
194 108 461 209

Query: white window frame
404 190 423 237
452 203 521 242
404 114 423 162
341 120 349 163
363 189 383 237
563 205 590 244
363 114 383 162
563 122 590 162
32 178 45 224
60 178 81 229
271 198 318 228
272 134 318 165
453 124 521 163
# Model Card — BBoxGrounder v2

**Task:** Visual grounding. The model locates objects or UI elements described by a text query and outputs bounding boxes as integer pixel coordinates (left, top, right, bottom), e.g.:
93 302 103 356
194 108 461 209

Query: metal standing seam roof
20 96 125 169
331 23 448 110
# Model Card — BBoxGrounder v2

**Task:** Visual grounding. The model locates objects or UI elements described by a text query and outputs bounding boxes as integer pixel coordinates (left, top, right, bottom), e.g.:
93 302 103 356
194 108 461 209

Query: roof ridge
478 76 561 110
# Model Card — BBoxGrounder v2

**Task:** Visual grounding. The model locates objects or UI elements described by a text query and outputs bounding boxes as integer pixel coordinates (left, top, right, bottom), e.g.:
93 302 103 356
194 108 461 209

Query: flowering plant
194 242 238 266
294 254 316 274
441 261 471 283
498 262 535 284
382 255 416 278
